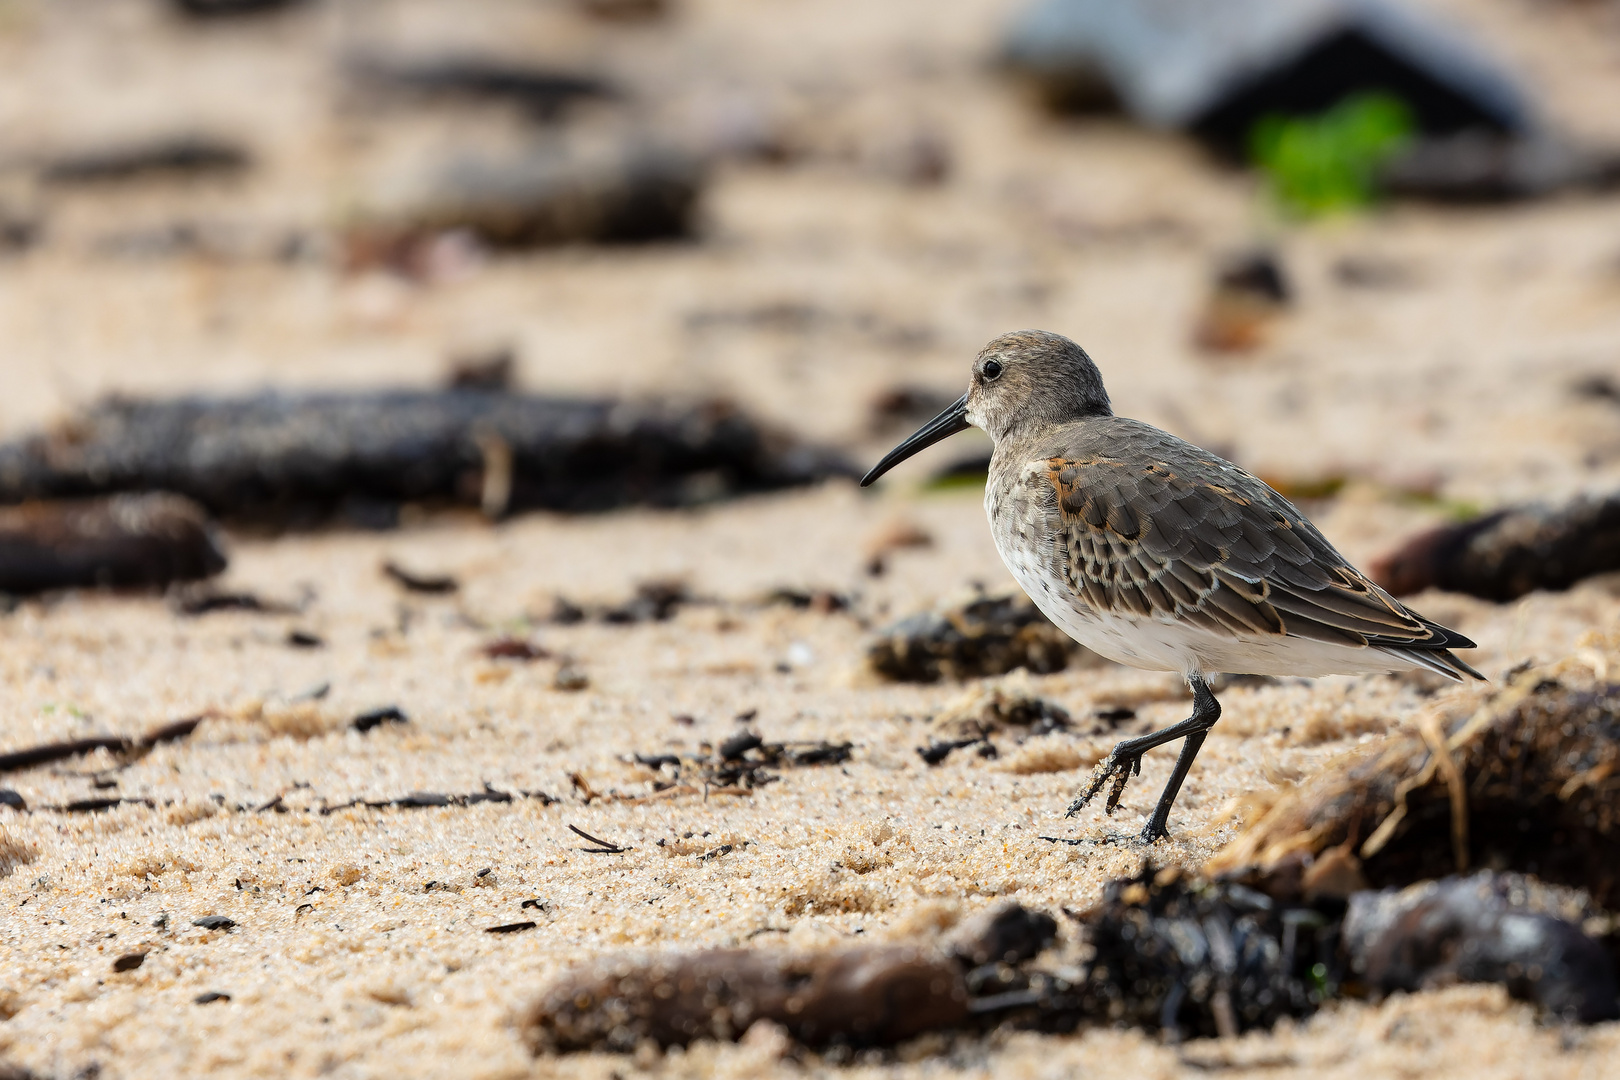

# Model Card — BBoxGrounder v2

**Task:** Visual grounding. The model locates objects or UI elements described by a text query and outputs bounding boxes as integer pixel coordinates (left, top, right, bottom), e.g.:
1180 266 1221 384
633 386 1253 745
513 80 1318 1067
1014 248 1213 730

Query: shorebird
861 330 1483 842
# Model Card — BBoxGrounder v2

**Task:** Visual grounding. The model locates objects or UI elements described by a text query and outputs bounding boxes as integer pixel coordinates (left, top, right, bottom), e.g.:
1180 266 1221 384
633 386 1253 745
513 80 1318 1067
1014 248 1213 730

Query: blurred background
0 0 1619 558
4 9 1620 1068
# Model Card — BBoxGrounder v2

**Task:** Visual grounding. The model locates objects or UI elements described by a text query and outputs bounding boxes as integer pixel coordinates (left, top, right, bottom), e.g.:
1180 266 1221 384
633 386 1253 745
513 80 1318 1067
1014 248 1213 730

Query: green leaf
1249 93 1415 219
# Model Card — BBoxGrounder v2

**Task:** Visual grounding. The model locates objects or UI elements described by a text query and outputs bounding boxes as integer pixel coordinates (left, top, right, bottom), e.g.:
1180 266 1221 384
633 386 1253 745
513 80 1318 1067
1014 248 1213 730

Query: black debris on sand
867 592 1085 683
0 392 853 527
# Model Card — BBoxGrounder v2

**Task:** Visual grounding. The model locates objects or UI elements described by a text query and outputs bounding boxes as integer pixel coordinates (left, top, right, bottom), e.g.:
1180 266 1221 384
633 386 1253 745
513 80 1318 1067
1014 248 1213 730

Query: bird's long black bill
859 393 971 487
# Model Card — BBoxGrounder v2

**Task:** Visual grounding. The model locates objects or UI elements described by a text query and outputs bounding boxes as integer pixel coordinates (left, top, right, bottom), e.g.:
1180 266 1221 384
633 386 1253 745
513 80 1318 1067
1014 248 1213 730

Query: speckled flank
972 333 1482 683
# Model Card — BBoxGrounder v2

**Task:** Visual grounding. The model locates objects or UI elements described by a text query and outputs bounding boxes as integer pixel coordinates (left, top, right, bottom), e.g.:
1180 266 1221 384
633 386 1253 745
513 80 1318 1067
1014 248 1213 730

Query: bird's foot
1138 820 1169 844
1065 745 1144 818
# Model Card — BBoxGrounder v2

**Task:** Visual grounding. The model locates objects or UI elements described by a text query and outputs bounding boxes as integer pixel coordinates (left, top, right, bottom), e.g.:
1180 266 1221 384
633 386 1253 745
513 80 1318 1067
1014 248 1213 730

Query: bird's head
860 330 1111 486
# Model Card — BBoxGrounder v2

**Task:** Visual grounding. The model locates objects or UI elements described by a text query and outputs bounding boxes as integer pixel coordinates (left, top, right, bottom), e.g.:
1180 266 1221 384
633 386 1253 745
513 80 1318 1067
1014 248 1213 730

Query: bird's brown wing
1035 451 1476 659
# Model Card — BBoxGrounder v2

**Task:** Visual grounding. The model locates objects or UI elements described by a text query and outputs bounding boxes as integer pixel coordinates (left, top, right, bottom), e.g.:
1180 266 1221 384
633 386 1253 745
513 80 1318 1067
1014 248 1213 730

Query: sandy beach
1 0 1619 1076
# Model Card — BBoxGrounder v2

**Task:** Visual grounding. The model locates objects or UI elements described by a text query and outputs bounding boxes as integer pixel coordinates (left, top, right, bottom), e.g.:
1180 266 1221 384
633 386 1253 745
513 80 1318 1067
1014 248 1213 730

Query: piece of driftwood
867 592 1086 683
1371 491 1620 601
354 141 703 251
0 494 225 593
525 945 969 1052
0 392 853 526
1207 675 1620 908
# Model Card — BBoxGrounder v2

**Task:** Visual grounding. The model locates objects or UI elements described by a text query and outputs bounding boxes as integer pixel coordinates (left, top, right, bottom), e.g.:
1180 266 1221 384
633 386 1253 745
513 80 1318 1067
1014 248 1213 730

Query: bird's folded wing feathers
1038 455 1475 653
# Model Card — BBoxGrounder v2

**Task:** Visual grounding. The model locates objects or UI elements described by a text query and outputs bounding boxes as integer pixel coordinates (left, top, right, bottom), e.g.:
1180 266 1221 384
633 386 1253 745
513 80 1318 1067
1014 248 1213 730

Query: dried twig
568 823 629 853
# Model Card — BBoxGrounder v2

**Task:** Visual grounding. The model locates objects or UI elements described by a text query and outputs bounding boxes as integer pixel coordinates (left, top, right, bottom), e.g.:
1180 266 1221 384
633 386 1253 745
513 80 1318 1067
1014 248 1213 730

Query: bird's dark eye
982 360 1002 381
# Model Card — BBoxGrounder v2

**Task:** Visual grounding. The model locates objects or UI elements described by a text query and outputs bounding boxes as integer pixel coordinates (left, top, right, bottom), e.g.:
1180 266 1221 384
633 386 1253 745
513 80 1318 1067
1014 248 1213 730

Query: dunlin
861 330 1483 841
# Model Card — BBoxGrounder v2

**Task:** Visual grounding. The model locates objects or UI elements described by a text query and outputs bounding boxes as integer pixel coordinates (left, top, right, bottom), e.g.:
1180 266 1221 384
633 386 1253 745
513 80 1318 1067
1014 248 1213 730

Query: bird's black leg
1066 674 1221 842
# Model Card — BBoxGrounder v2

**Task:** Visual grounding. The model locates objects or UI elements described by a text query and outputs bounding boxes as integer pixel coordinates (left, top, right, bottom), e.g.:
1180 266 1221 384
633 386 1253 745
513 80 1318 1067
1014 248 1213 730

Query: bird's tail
1384 646 1486 682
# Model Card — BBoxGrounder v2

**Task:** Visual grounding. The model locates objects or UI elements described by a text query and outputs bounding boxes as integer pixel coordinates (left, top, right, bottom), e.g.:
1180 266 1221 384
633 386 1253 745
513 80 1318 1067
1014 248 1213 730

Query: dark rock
0 494 225 594
1345 872 1619 1023
487 921 538 934
193 991 231 1004
1371 491 1620 601
867 592 1085 683
192 916 236 931
1003 0 1532 154
111 953 146 972
0 391 851 525
286 629 324 649
0 790 24 810
41 137 251 184
525 945 969 1052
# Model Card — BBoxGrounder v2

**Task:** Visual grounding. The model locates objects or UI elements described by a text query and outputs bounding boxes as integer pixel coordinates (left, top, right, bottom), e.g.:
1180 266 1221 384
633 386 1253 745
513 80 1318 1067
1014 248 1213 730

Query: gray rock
1003 0 1533 152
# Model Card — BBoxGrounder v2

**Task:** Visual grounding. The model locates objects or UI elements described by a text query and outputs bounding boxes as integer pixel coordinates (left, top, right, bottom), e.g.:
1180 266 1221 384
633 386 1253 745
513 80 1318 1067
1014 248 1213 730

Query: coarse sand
0 0 1619 1076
